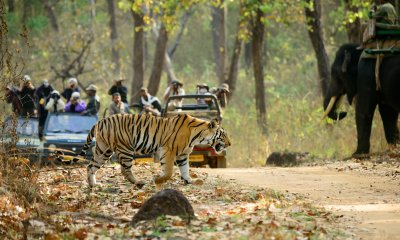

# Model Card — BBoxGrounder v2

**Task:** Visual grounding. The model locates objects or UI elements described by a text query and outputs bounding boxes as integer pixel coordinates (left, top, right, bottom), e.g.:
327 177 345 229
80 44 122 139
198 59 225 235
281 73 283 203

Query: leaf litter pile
0 161 345 239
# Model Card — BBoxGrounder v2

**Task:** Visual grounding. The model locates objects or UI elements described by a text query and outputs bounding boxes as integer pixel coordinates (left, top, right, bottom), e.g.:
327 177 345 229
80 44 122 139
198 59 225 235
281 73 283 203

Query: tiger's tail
55 124 96 163
79 124 96 157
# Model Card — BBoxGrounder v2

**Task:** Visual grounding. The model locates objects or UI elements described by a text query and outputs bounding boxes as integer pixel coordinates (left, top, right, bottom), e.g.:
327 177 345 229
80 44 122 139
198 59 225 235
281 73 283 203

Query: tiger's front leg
154 150 175 185
176 154 192 184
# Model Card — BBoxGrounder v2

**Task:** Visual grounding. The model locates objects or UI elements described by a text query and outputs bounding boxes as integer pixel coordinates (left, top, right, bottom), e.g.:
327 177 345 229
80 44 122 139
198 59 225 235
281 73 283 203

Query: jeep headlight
48 144 56 152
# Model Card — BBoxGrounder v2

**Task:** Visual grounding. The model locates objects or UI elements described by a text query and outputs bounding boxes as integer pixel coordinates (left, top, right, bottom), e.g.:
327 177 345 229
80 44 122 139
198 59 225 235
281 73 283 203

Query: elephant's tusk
322 96 337 120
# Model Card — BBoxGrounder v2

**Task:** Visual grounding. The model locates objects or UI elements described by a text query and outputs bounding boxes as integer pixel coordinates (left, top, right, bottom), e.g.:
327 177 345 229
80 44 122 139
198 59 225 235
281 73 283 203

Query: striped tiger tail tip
55 150 64 162
55 150 64 156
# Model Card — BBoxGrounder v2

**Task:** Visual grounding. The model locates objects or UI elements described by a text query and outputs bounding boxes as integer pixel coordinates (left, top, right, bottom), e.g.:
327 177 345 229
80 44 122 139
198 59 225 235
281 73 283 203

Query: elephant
323 43 400 156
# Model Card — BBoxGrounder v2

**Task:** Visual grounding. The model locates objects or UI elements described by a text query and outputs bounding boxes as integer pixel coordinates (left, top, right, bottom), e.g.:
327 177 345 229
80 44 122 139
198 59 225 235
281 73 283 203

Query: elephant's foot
351 151 370 159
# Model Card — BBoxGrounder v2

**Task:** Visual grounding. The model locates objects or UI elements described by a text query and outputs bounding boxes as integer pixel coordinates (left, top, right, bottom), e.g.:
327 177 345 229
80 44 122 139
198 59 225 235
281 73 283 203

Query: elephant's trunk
322 95 347 120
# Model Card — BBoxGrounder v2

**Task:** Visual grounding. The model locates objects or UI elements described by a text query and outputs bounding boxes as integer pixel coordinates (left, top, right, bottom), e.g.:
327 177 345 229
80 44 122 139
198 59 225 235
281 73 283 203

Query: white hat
71 92 80 99
86 84 97 91
23 75 31 82
68 77 78 85
51 90 60 95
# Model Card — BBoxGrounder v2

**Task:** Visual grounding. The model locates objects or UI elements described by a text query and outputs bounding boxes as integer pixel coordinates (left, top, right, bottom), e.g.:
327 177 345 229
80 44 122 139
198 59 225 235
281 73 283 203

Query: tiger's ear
209 118 220 129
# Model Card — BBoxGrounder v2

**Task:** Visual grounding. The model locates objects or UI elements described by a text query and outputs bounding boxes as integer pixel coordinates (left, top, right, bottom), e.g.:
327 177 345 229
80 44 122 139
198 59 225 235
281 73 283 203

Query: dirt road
200 162 400 239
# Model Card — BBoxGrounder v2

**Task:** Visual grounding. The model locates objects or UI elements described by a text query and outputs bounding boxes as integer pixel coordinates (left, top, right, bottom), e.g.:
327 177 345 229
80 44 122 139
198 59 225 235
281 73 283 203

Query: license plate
135 157 154 164
189 155 204 162
62 155 86 162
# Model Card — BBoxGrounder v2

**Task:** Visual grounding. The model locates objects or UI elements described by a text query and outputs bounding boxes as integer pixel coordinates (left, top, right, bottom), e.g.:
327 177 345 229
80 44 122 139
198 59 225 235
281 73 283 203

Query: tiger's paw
181 177 192 185
88 174 97 188
135 181 146 189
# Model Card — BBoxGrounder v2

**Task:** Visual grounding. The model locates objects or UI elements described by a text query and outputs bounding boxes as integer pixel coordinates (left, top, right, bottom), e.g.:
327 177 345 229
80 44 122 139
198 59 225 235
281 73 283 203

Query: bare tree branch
167 7 193 58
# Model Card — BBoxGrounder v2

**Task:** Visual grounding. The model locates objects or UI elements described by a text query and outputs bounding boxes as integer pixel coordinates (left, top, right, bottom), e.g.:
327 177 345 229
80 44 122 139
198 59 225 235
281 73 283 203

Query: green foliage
5 12 19 37
328 0 372 34
26 15 48 34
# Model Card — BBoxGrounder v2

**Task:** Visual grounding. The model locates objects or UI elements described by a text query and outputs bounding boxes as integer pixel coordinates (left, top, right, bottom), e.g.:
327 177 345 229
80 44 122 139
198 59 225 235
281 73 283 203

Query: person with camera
108 79 128 104
81 84 100 116
45 90 65 113
109 92 129 115
61 77 80 102
139 87 162 116
163 79 185 111
196 83 211 105
18 75 36 117
35 79 54 139
210 83 230 108
65 92 86 113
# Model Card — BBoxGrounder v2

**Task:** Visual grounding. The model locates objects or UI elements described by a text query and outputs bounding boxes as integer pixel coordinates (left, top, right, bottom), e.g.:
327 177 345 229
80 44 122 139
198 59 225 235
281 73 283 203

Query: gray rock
266 151 309 167
131 189 195 225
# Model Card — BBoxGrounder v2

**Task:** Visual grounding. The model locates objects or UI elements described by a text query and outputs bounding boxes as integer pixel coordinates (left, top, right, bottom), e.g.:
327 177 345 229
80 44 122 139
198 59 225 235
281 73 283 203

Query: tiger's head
200 119 231 153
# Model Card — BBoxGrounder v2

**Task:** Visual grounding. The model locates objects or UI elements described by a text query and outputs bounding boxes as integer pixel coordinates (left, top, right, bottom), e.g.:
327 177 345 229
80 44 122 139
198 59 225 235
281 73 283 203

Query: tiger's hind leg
87 146 113 188
154 150 175 185
176 154 192 184
116 151 145 188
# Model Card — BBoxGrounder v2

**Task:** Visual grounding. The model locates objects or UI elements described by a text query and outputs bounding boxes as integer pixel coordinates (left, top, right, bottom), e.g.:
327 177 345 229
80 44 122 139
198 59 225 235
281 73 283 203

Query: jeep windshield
44 113 97 134
162 94 222 121
3 117 39 137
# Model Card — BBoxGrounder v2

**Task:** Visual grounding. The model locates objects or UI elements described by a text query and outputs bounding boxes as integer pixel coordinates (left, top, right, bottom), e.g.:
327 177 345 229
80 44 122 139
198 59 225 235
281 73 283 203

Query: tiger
71 113 230 188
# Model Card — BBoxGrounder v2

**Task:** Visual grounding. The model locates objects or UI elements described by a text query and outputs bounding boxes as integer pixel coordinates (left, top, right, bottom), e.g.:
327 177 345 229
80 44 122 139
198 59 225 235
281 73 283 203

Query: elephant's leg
87 145 112 187
175 154 192 184
354 102 376 155
378 103 399 146
116 151 145 188
355 59 378 155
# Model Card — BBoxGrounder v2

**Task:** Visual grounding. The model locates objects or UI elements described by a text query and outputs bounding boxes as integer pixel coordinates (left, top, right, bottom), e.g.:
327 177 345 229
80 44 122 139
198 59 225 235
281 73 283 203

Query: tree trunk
150 22 176 83
225 20 243 98
7 0 14 12
344 0 361 43
107 0 120 74
131 10 145 104
21 0 28 26
211 1 228 85
304 0 330 96
244 41 252 72
251 6 267 136
148 24 168 96
43 0 59 32
90 0 96 19
168 8 192 58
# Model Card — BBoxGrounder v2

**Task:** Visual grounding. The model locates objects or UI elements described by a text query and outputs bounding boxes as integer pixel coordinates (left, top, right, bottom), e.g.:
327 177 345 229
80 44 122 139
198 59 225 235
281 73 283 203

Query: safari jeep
162 94 227 168
42 112 98 163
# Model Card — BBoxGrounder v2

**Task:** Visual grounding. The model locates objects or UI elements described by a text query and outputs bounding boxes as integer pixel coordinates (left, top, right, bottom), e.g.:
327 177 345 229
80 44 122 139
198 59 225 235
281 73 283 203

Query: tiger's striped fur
81 114 230 187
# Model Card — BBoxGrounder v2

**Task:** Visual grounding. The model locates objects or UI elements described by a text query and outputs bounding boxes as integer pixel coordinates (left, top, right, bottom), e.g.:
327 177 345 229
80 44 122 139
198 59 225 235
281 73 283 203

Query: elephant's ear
341 50 351 73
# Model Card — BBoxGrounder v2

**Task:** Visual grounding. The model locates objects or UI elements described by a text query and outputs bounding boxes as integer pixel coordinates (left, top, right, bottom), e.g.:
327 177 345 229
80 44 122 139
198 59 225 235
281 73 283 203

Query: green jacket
370 3 398 24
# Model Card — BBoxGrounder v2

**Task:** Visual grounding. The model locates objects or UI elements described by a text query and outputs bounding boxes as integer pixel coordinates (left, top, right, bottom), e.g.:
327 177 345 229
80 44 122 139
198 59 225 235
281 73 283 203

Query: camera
51 92 60 101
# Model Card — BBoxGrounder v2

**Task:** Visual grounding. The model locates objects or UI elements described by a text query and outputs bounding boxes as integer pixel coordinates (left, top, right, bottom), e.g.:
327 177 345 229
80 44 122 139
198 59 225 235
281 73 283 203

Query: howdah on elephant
323 43 400 156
